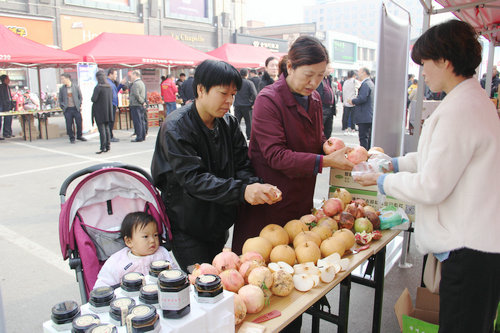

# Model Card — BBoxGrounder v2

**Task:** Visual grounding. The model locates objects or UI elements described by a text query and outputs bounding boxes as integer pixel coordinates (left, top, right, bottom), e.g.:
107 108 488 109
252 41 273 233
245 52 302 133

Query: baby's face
125 222 160 256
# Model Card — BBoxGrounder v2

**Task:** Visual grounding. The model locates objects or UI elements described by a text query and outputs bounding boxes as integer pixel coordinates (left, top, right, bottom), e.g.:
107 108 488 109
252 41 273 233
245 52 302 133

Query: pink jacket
93 246 176 288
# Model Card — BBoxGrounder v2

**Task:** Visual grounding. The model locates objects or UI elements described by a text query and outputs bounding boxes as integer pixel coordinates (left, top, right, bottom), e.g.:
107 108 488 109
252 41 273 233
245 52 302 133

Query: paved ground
0 108 423 332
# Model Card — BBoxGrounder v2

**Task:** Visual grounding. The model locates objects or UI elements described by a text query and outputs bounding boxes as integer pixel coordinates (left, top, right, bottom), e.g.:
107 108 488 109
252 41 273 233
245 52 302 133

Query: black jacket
258 72 275 92
91 84 114 124
151 102 261 242
234 78 257 108
179 77 195 103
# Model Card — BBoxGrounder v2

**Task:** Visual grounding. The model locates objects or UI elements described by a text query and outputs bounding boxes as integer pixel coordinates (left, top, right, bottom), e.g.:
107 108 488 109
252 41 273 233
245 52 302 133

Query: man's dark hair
0 74 8 83
240 68 248 77
193 60 242 98
120 212 157 240
411 20 481 78
347 70 355 78
61 73 71 80
250 69 257 75
107 68 117 76
360 67 370 76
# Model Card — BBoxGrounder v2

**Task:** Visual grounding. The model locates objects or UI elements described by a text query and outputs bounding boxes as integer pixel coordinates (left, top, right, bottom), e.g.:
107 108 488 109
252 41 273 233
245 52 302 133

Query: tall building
304 0 424 42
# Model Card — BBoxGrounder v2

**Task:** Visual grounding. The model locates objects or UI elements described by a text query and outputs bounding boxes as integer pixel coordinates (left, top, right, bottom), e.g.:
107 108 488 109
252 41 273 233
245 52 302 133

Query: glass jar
109 297 136 326
85 323 118 333
51 300 80 331
157 269 190 319
126 304 160 333
149 260 171 281
139 284 159 307
88 286 115 313
121 272 144 296
71 313 100 333
194 274 223 304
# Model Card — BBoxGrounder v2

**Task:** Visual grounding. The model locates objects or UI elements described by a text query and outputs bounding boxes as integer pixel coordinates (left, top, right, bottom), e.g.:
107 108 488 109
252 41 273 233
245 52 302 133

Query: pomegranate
371 230 383 240
239 259 264 283
212 249 241 273
332 188 352 206
312 208 327 220
238 285 266 314
188 263 219 284
339 211 355 230
323 137 345 154
354 217 373 233
248 266 273 290
322 198 343 216
240 251 265 265
347 146 368 164
364 211 381 230
219 269 245 293
234 294 247 325
299 214 317 228
345 202 365 219
355 231 373 245
353 198 367 207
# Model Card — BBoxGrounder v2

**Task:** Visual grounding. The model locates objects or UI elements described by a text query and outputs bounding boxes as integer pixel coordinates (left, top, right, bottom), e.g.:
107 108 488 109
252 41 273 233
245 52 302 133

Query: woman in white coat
355 20 500 333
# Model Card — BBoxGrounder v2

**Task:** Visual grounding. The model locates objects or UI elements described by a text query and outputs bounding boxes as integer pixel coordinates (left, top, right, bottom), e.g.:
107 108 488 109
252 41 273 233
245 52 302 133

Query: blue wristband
377 174 387 195
391 158 399 172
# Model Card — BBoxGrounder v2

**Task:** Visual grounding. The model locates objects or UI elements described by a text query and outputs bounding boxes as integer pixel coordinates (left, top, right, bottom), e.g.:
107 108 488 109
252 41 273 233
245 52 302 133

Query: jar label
158 288 190 311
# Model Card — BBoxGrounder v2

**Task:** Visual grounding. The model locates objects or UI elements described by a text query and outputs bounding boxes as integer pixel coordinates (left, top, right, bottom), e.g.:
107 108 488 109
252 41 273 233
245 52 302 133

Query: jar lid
51 300 80 324
89 286 115 306
128 304 157 325
86 323 118 333
139 284 158 301
121 272 144 291
195 274 221 291
71 313 100 333
109 297 136 316
149 260 171 274
158 269 187 287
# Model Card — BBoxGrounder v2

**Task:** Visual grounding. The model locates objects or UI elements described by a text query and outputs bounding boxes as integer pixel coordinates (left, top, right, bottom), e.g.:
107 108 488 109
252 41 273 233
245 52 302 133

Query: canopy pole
37 67 42 109
485 38 495 98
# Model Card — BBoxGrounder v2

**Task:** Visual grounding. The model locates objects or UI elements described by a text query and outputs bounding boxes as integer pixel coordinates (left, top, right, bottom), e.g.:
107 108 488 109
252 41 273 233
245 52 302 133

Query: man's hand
323 146 355 170
244 183 282 205
353 172 381 186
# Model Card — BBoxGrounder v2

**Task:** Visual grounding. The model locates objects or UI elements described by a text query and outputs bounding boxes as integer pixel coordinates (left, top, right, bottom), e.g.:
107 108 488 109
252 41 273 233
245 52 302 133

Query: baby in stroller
94 211 176 288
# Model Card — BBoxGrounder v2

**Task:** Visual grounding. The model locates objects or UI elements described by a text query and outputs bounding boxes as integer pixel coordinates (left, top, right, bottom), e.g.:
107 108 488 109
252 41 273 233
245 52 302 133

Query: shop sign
252 41 280 51
170 32 205 43
7 25 27 37
0 16 54 45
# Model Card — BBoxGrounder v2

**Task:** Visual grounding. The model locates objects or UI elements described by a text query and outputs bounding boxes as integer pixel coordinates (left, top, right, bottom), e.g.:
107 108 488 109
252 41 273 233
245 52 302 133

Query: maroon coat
232 74 326 254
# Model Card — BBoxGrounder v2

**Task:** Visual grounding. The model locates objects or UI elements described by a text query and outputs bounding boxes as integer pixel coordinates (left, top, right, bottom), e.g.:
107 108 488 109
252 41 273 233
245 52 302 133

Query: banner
371 3 410 157
77 63 98 134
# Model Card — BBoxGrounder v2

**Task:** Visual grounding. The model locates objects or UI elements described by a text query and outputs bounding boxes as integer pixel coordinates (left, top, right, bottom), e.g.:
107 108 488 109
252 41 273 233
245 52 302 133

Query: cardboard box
329 186 415 222
395 287 439 332
40 124 60 139
148 119 160 127
330 168 378 191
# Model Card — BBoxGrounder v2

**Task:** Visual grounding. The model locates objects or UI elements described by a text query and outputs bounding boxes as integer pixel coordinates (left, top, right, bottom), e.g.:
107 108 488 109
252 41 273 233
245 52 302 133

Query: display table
0 109 62 141
116 106 165 130
239 229 401 333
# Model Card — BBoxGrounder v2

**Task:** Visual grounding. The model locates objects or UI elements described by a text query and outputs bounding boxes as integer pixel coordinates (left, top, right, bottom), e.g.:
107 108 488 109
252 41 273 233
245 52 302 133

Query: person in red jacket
160 74 178 116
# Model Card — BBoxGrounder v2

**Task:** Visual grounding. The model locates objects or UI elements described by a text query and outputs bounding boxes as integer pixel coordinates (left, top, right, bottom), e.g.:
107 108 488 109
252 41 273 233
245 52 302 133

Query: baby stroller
58 163 172 303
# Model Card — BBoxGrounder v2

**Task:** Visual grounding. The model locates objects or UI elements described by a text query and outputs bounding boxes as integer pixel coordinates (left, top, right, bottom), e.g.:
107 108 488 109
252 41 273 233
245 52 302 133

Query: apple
323 137 346 154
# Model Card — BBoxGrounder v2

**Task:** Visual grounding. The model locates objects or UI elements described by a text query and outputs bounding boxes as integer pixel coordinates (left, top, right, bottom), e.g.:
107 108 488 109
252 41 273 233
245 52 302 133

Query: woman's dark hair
283 36 329 77
96 70 108 85
61 73 72 80
120 212 157 240
193 60 242 98
278 55 288 76
411 20 481 78
265 56 278 67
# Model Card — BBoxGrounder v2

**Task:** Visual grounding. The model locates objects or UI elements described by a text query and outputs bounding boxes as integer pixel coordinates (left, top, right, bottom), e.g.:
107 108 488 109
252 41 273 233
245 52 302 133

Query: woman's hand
323 146 355 170
353 172 382 186
244 183 282 205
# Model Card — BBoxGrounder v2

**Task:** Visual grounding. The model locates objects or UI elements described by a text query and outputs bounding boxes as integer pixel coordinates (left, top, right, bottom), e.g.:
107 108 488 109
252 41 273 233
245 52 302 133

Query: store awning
67 32 217 68
0 24 81 68
206 43 282 68
433 0 500 44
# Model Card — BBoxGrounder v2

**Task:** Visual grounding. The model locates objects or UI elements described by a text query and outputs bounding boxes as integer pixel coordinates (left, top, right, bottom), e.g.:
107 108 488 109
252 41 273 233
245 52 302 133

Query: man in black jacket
0 75 13 140
178 68 195 105
151 60 281 273
234 69 257 139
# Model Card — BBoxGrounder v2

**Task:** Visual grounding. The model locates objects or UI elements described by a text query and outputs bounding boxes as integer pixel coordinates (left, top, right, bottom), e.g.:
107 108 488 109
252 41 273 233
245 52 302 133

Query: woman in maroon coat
232 36 353 255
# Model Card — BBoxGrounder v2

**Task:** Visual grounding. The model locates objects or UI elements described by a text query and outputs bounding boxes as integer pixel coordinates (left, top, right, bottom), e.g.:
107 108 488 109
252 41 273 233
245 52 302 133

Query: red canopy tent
67 32 217 68
0 24 81 68
206 43 283 68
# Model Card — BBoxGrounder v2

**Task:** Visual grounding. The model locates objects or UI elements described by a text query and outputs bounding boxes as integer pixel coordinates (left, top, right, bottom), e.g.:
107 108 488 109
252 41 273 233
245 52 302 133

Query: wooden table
0 109 62 141
239 229 401 333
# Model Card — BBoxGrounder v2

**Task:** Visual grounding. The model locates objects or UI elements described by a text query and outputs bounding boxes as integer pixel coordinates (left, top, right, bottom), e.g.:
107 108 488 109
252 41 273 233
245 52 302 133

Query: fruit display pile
188 186 384 326
147 91 163 105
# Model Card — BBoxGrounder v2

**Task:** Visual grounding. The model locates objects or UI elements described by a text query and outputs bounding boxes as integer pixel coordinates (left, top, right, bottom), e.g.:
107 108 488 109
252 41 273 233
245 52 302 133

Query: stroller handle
59 163 154 198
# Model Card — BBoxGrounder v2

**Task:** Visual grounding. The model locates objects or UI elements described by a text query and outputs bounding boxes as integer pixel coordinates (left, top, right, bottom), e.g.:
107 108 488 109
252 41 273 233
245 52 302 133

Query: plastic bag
351 153 392 178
